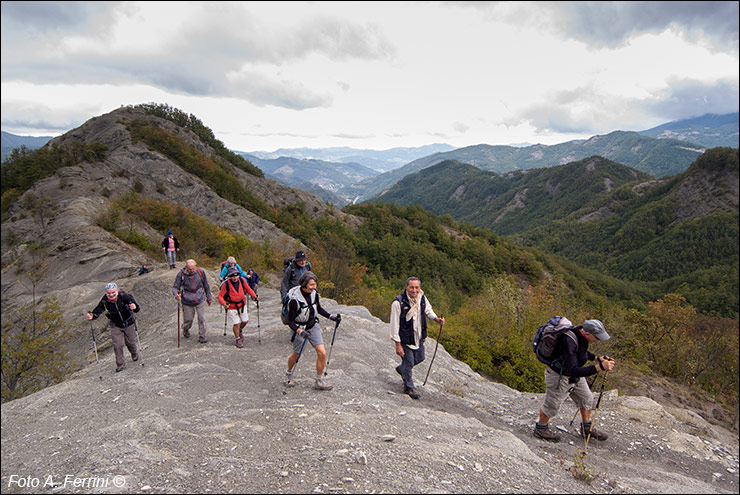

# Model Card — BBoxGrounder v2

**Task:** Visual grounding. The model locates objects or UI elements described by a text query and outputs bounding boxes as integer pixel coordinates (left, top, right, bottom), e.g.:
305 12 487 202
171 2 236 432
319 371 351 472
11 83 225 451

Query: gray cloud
0 100 101 134
1 2 395 110
542 1 739 51
514 78 739 135
646 78 740 120
0 1 124 38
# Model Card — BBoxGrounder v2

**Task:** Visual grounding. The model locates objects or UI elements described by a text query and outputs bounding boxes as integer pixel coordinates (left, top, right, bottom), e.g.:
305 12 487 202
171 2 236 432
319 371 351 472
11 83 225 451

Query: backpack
281 285 310 326
533 316 578 367
283 257 312 278
223 276 249 311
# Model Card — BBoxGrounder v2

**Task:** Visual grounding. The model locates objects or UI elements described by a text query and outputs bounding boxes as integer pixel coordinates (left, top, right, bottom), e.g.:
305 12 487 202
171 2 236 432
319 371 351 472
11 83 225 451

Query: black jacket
90 291 140 328
552 329 598 378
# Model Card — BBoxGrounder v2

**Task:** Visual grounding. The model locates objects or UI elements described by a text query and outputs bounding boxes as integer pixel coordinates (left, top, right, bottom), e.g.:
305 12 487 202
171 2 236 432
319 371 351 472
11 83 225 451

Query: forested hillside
373 151 739 318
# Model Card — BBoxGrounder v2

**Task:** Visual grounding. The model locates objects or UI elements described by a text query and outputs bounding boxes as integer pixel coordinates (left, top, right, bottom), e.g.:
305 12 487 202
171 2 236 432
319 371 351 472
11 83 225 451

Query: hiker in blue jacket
246 268 259 293
534 319 615 442
219 256 247 283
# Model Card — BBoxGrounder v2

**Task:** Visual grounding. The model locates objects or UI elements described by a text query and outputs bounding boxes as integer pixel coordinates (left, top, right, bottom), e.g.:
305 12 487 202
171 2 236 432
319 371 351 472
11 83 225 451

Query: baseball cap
582 319 610 340
295 250 307 261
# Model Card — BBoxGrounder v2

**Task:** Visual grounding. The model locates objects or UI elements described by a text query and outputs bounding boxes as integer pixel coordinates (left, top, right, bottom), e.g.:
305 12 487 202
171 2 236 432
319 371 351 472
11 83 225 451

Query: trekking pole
134 319 144 366
256 299 261 344
422 314 444 386
324 314 341 376
283 334 309 396
223 308 228 336
581 370 609 458
569 375 598 427
90 320 102 381
177 299 181 348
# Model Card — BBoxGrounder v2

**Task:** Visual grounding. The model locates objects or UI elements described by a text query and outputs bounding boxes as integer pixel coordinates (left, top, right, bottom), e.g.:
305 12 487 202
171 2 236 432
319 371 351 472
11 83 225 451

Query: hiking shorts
226 307 248 326
541 367 594 418
292 323 324 354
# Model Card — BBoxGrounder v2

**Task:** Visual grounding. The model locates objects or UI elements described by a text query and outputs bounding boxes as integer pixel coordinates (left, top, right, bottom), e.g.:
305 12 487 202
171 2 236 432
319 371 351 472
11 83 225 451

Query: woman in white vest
283 271 340 391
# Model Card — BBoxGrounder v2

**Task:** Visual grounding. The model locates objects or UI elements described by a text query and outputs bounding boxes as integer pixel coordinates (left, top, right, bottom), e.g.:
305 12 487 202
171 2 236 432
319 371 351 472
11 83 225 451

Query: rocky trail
1 265 738 494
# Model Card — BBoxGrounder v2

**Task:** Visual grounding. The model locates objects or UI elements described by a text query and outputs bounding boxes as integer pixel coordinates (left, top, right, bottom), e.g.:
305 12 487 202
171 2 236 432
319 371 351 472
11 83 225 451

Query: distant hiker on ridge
283 271 341 391
218 266 258 348
390 277 444 399
87 282 140 372
173 259 212 344
533 318 615 443
162 230 180 269
280 250 312 301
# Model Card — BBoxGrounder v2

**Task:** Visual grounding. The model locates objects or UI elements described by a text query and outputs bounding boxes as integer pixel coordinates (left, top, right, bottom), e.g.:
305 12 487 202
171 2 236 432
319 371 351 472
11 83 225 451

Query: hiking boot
284 371 295 387
183 329 190 339
115 365 125 372
404 387 420 399
533 425 561 442
198 336 208 344
235 337 244 348
581 423 609 441
132 354 139 362
314 377 333 391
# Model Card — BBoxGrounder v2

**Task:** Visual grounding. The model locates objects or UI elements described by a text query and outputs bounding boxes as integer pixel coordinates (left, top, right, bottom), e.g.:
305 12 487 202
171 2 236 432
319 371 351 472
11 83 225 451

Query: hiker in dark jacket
280 250 312 300
162 230 180 269
87 282 140 372
218 267 258 348
389 277 444 400
534 318 615 443
283 271 340 391
246 268 259 293
172 259 212 343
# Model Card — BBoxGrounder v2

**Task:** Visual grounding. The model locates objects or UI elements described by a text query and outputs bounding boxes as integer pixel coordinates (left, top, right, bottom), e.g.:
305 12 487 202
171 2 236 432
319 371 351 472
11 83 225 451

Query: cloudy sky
1 1 738 152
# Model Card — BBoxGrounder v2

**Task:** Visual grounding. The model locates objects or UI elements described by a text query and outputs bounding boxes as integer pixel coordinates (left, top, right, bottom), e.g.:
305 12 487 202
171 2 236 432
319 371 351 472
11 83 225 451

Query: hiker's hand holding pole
174 293 181 301
434 315 445 325
597 356 615 372
86 312 94 320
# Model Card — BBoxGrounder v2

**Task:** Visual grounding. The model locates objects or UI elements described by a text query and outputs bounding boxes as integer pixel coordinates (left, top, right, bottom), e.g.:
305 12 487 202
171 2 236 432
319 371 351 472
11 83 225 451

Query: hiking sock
536 422 549 431
582 421 592 434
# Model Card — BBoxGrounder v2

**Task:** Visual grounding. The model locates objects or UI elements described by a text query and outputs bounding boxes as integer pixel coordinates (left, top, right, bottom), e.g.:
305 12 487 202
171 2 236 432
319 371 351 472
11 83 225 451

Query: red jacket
218 276 256 310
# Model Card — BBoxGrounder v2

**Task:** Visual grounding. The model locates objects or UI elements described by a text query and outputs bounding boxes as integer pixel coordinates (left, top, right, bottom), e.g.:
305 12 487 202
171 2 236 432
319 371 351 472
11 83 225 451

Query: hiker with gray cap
533 318 615 443
86 282 140 372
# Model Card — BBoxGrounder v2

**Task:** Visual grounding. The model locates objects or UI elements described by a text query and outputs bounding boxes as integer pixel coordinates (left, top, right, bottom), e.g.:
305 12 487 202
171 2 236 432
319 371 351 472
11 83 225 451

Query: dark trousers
398 342 425 390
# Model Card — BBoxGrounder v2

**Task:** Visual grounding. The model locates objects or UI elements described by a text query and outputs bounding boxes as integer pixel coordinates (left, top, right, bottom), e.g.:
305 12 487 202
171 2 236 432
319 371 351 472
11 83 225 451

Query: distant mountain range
639 112 739 148
1 131 55 159
238 153 379 207
243 143 456 172
350 131 706 203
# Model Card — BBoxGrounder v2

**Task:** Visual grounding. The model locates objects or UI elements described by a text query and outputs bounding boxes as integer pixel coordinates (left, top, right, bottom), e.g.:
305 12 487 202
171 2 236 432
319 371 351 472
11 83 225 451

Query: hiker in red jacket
218 267 258 348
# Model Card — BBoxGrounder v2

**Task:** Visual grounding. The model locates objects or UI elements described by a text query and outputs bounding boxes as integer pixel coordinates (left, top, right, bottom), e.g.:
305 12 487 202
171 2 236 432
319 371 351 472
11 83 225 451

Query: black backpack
533 316 578 367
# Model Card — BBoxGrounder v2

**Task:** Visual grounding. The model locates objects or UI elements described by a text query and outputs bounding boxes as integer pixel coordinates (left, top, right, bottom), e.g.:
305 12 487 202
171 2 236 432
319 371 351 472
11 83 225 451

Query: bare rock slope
1 267 738 494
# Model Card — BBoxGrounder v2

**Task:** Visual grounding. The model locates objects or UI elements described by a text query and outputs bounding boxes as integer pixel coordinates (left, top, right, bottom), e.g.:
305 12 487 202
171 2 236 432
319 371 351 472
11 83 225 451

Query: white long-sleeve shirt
389 293 438 350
